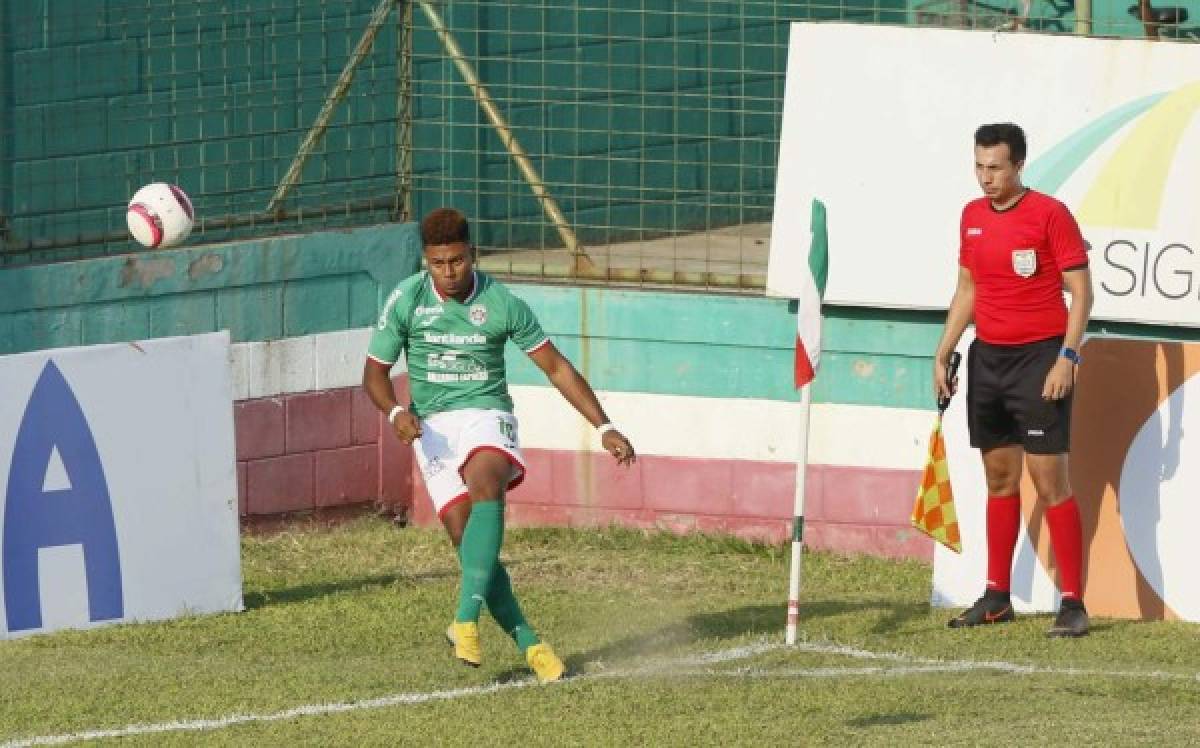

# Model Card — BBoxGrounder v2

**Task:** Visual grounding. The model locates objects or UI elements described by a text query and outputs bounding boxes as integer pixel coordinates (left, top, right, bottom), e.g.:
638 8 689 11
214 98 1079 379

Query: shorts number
497 417 516 446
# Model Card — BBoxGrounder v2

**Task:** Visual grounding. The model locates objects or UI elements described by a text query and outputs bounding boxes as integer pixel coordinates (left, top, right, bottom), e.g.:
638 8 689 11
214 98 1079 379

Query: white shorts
413 408 526 519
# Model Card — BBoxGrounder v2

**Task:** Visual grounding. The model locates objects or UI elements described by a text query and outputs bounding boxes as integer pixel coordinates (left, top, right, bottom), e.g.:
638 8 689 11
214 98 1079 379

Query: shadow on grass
243 569 458 610
1026 616 1117 637
688 598 930 641
1084 620 1117 635
846 712 932 728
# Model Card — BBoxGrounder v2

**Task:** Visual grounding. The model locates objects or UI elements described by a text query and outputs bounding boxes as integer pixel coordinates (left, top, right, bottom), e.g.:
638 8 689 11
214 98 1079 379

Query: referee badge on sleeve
1011 248 1037 278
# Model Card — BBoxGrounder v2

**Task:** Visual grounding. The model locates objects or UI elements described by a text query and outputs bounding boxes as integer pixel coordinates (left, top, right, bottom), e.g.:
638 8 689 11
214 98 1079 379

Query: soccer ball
126 182 195 249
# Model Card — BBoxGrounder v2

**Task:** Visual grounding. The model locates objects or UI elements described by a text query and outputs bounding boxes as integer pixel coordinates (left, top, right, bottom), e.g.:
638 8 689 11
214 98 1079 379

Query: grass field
3 517 1200 746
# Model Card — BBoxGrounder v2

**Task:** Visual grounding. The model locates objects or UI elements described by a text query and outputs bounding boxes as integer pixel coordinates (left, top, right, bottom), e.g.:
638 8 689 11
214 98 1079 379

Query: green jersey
367 271 550 417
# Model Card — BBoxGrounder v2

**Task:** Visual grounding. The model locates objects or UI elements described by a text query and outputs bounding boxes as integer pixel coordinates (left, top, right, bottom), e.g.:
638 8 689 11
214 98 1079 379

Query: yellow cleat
525 643 565 683
448 622 482 667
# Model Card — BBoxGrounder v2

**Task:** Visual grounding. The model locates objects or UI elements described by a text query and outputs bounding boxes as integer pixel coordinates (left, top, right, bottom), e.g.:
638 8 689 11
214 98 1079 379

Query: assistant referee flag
912 414 962 553
911 351 962 553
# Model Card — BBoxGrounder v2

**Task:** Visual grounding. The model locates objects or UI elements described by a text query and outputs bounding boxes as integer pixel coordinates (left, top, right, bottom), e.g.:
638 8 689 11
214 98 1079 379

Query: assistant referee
934 123 1094 637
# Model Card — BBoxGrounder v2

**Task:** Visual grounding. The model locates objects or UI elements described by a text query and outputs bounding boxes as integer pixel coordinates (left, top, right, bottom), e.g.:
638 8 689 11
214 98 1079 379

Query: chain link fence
1 1 1196 288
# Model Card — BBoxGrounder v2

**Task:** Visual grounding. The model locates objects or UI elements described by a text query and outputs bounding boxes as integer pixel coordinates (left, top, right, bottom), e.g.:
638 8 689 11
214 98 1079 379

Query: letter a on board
3 361 123 632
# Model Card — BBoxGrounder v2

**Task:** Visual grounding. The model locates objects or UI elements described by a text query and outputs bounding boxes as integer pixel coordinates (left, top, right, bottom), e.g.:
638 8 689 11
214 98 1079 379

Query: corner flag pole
783 197 827 646
785 382 813 646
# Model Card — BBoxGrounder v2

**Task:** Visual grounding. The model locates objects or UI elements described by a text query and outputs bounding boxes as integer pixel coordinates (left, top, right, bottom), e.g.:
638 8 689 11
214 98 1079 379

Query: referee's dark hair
421 207 470 246
975 123 1027 165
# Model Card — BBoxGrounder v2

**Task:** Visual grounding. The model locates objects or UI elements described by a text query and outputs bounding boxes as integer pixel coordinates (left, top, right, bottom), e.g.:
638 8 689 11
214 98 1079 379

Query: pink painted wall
406 452 930 560
232 379 930 561
234 377 413 518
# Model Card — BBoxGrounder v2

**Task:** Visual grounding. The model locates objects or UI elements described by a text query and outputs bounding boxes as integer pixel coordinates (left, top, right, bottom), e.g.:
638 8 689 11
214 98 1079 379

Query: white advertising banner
0 332 243 638
769 23 1200 328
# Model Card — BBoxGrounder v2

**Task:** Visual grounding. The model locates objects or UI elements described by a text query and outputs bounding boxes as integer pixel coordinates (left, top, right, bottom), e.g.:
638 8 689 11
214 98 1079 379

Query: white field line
5 637 1199 747
790 639 1200 681
0 642 785 747
0 680 530 748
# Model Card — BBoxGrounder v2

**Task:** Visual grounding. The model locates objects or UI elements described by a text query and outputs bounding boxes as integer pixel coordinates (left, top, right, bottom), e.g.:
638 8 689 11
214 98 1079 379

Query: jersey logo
1011 249 1037 278
468 304 488 326
422 456 446 480
414 304 443 326
966 227 983 236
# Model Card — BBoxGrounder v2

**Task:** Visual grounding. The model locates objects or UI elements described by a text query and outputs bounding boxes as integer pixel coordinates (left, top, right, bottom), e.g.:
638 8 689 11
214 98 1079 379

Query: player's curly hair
975 123 1026 165
420 208 470 246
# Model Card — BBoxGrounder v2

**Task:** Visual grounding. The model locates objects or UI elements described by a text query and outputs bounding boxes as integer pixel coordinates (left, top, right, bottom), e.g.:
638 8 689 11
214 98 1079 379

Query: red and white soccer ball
126 182 195 249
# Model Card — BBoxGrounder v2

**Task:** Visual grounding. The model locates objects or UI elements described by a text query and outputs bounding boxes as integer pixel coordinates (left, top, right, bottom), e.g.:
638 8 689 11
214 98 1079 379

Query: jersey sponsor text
423 331 487 345
428 371 490 383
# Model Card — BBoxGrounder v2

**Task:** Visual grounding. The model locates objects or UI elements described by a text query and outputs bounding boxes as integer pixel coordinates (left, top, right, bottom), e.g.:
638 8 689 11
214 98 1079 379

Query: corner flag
794 200 829 388
786 199 828 646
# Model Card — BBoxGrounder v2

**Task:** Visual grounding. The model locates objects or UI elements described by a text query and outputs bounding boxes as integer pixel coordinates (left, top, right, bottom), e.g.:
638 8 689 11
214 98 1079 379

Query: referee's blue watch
1060 347 1082 365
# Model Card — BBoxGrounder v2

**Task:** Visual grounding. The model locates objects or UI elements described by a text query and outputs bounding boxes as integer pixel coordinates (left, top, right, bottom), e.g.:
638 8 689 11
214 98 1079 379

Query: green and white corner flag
786 198 828 646
794 199 829 388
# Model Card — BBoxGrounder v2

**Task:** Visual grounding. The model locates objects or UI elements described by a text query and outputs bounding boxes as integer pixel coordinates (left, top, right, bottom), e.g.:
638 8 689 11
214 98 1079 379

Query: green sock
454 500 504 623
486 562 541 652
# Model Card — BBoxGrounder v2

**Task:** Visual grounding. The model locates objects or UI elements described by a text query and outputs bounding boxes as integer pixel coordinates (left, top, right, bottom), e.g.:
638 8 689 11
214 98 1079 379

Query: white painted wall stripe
810 402 931 470
510 386 803 462
511 386 929 468
315 328 374 391
229 329 404 401
229 330 928 469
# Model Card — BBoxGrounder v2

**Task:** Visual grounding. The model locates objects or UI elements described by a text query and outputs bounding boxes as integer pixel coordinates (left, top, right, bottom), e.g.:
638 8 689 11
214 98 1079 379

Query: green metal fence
1 1 1196 289
0 0 403 265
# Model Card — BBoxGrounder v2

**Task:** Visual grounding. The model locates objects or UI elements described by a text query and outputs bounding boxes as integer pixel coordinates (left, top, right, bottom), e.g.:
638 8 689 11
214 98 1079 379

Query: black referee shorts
967 336 1071 455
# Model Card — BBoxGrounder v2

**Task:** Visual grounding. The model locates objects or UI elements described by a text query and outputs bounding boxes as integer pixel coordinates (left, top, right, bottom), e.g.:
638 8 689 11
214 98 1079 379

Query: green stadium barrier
0 223 421 354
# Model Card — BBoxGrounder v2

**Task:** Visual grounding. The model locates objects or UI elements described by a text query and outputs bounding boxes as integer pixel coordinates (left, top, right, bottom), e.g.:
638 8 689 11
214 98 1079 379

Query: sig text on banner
768 23 1200 329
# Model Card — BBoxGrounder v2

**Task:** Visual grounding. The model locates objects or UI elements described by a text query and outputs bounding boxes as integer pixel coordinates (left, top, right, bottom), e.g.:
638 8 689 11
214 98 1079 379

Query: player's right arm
505 290 635 466
934 265 975 402
363 360 422 445
527 342 636 466
363 284 423 444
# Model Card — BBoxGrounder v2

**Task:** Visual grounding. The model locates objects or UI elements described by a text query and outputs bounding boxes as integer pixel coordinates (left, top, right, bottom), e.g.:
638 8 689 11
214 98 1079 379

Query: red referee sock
1046 496 1084 600
985 494 1022 593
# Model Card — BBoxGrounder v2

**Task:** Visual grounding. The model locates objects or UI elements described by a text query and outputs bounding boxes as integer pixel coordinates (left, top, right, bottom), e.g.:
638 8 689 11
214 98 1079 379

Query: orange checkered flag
912 351 962 553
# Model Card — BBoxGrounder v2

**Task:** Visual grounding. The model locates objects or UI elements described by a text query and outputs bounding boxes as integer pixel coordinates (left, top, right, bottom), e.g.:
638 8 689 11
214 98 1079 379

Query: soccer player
933 123 1094 637
363 208 636 682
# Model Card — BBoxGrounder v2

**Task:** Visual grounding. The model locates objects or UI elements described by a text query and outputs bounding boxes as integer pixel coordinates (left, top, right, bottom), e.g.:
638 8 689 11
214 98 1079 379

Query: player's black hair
421 207 470 246
974 123 1027 165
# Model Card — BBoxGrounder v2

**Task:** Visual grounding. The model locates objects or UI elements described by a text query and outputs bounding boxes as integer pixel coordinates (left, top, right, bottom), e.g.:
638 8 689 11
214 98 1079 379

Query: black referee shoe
947 589 1015 628
1048 597 1090 638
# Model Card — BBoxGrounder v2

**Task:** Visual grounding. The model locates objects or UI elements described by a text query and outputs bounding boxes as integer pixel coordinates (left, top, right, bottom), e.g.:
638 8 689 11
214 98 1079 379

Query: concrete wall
0 223 421 352
8 228 1200 561
222 289 942 560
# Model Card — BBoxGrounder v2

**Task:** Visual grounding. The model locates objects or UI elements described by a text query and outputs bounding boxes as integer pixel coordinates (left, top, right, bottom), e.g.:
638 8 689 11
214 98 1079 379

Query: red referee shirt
959 190 1088 345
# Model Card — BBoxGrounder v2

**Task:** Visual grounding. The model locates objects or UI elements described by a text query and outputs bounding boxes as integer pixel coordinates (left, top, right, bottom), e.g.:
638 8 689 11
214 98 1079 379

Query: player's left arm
528 343 636 465
1044 267 1093 400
